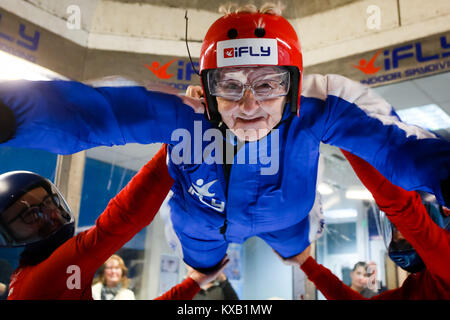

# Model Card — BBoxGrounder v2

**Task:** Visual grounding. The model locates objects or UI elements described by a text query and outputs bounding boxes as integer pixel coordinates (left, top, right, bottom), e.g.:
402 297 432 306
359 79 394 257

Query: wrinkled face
213 66 288 141
350 266 368 289
1 187 66 243
104 258 123 287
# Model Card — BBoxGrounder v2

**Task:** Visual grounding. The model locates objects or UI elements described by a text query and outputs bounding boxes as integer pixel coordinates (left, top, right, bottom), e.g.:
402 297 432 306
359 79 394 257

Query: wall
243 237 293 300
2 0 450 65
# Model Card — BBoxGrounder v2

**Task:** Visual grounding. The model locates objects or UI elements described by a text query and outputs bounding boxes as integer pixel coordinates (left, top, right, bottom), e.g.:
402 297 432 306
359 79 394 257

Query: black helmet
0 171 74 247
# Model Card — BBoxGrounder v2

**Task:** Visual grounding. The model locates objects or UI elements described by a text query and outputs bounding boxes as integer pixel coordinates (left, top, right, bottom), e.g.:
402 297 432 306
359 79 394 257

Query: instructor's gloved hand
0 101 16 143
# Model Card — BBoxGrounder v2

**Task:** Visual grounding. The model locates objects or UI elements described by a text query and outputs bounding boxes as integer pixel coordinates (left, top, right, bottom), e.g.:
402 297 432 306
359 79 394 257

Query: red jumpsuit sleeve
300 257 368 300
17 145 174 296
341 149 450 287
154 277 201 300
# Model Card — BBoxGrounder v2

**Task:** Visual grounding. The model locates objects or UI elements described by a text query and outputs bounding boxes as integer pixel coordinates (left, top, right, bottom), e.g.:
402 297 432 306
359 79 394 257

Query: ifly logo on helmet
217 38 278 67
223 46 271 59
224 48 234 58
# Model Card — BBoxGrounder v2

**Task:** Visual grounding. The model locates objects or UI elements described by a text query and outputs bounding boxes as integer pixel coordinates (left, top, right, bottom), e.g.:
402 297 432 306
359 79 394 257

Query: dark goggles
0 191 73 247
5 193 62 225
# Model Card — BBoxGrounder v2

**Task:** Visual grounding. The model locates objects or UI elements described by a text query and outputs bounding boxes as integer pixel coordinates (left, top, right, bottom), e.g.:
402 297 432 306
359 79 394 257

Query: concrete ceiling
5 0 450 65
109 0 360 19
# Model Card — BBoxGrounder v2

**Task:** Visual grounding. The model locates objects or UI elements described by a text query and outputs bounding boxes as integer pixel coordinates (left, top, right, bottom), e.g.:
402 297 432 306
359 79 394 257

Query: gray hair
218 2 286 16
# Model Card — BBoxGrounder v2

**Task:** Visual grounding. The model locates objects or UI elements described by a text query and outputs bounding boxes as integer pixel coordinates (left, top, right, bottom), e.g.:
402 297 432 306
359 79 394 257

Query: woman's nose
239 89 259 113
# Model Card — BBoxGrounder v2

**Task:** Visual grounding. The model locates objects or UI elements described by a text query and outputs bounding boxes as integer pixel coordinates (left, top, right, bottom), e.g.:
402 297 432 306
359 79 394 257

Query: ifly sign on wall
0 8 200 86
0 9 87 80
144 58 201 90
0 12 39 63
305 32 450 87
3 7 448 89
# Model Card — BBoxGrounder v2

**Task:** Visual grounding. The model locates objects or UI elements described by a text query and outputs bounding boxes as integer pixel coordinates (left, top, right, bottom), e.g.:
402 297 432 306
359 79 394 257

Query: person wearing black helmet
0 171 74 250
282 150 450 300
0 146 228 299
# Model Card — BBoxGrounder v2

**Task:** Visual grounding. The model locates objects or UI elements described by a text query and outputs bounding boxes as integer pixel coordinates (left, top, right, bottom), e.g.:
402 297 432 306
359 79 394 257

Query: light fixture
0 50 65 81
345 189 374 200
317 182 333 195
396 104 450 131
324 208 358 219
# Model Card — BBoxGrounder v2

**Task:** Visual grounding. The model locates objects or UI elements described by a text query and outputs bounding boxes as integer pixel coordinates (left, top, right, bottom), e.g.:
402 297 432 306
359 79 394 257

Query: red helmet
199 12 303 123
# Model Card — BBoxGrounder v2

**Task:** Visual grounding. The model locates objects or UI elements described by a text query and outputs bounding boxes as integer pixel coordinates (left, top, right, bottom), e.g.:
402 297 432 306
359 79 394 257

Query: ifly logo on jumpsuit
170 122 280 176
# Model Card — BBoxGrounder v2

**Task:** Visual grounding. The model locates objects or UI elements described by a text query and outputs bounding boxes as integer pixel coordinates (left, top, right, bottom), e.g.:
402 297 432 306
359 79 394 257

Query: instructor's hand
143 81 205 114
181 85 205 114
273 244 312 267
187 255 230 287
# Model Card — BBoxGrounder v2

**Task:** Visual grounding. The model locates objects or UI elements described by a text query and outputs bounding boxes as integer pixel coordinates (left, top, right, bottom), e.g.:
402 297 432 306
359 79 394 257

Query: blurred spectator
349 261 377 298
92 254 135 300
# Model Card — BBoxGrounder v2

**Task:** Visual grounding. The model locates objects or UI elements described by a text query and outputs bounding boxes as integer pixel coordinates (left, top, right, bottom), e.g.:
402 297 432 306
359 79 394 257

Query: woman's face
215 66 288 141
350 266 368 289
1 187 65 242
104 258 123 287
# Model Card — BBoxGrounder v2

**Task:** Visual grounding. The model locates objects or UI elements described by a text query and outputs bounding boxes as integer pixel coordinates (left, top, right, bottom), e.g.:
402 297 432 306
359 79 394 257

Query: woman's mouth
235 116 265 124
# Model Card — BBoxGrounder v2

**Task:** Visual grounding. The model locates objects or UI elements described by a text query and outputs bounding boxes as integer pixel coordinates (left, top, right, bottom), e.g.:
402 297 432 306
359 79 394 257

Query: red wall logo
145 58 176 79
224 48 234 58
353 50 382 74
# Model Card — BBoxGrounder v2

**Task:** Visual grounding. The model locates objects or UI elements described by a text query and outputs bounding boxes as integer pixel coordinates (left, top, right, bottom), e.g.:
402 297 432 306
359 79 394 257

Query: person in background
349 261 376 298
192 271 239 300
280 150 450 299
0 281 7 300
0 146 229 299
92 254 135 300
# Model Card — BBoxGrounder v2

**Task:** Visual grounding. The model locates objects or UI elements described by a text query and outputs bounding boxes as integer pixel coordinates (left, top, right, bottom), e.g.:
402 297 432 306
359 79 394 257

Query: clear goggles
376 210 414 252
207 67 290 102
0 184 73 247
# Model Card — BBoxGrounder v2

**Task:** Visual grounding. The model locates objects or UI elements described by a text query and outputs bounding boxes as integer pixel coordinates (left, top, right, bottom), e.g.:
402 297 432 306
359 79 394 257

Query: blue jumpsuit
0 74 449 269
